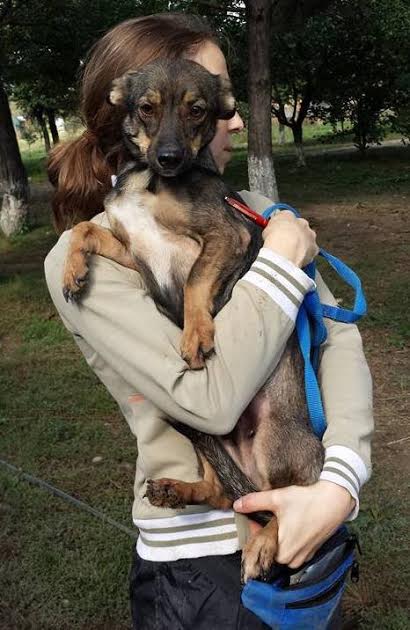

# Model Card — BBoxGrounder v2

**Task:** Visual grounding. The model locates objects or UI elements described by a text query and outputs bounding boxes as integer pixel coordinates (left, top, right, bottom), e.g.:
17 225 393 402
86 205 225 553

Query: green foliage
18 118 38 150
312 0 410 153
269 0 410 159
1 1 171 122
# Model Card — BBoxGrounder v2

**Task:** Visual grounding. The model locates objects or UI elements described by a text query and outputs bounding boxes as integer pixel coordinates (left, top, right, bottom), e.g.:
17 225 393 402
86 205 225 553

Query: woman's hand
234 480 355 569
262 211 319 268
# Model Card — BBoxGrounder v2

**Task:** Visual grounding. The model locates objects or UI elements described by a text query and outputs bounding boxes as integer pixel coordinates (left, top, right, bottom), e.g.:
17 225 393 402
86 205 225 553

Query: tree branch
291 85 298 123
297 84 312 125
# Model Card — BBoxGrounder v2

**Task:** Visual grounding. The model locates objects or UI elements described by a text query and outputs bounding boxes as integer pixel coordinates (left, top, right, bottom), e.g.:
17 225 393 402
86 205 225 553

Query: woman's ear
216 76 236 120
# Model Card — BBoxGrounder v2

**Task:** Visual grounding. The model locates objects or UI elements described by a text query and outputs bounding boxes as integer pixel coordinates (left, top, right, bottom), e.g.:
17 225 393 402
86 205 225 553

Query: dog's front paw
180 313 215 369
62 250 89 302
145 478 187 509
241 527 278 583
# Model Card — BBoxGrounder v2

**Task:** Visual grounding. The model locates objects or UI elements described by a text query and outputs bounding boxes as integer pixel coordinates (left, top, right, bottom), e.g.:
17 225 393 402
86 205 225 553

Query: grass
22 144 49 183
1 144 409 628
0 268 135 629
231 120 402 150
226 145 410 204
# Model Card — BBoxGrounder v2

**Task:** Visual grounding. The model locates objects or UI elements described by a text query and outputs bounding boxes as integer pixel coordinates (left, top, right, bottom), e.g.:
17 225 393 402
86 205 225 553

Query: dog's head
108 58 236 177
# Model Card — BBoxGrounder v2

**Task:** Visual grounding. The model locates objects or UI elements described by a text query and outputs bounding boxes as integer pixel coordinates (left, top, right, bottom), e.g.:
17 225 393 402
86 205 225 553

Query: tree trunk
0 81 30 237
35 110 51 152
46 108 60 145
292 124 306 167
278 123 286 145
246 0 279 201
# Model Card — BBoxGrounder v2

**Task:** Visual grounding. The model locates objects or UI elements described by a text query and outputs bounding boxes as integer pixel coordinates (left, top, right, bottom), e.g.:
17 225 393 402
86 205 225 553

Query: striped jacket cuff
134 509 240 561
241 247 316 322
320 445 369 520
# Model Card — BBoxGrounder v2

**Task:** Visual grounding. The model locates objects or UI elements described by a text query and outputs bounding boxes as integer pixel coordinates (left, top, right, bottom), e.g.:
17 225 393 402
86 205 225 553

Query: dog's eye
139 103 154 117
190 105 205 118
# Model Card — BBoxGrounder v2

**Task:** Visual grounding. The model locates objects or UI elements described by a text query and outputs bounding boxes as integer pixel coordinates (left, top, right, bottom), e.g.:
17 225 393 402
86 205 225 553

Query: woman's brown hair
48 13 217 233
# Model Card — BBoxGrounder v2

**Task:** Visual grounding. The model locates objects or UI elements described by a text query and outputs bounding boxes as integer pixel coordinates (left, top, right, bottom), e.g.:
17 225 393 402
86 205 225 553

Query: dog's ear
216 76 236 120
108 75 128 106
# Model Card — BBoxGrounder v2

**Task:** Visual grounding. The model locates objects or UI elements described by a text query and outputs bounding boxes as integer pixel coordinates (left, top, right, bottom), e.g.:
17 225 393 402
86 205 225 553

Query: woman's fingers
233 490 278 514
262 211 319 268
235 482 355 570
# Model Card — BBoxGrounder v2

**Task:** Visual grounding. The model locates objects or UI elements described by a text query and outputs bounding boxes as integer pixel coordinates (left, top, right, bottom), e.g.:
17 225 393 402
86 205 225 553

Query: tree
166 0 279 197
313 0 410 154
270 18 331 167
0 0 30 236
184 0 333 189
19 118 39 153
246 0 278 199
267 0 410 162
4 0 156 151
269 3 352 166
0 81 30 236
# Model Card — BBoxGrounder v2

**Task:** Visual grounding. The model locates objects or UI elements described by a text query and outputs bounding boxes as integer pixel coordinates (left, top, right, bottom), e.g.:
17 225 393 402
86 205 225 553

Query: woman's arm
234 286 373 567
239 189 373 503
233 190 374 567
44 219 315 436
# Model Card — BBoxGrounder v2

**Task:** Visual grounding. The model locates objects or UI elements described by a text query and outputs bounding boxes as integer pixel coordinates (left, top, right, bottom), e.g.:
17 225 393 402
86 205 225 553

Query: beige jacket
44 189 373 562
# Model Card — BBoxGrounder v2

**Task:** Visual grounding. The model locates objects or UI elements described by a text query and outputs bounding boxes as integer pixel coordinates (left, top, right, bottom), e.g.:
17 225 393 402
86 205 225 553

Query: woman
45 13 373 629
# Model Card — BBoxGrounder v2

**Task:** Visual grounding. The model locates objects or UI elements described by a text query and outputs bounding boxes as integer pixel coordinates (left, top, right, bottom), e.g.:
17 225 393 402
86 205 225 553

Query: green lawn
0 144 409 628
22 144 49 183
231 120 402 150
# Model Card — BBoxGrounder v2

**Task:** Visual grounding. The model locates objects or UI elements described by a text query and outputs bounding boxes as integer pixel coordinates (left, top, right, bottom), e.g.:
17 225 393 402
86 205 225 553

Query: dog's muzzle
155 145 187 176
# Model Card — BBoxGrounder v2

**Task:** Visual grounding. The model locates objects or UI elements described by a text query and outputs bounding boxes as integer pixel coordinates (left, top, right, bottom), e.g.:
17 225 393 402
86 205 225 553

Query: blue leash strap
296 302 327 438
319 250 367 323
262 203 367 438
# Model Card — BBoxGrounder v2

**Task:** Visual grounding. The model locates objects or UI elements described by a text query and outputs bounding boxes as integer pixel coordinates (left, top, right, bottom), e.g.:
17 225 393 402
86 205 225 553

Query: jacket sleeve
44 231 314 436
316 271 374 517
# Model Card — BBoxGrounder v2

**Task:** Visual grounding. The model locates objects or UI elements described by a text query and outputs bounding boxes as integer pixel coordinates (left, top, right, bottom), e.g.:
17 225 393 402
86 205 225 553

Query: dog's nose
157 148 184 170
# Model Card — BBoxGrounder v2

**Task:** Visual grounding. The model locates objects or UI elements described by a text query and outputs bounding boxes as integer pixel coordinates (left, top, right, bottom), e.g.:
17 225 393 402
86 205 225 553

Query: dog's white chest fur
105 171 199 291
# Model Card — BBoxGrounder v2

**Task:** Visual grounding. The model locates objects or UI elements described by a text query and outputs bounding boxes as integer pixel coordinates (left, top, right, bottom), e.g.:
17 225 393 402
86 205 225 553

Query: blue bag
242 527 359 629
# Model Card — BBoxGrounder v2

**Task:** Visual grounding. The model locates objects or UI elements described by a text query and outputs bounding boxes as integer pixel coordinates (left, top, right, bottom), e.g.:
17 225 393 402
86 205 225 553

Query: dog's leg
63 221 135 301
146 453 232 510
241 516 279 583
181 228 250 368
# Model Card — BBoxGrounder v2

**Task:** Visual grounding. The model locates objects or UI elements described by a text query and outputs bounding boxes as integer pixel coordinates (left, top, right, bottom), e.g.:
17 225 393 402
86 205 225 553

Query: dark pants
129 549 270 630
129 548 342 630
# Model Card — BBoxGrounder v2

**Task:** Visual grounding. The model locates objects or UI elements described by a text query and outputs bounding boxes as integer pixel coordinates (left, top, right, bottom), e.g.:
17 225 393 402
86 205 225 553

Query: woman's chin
217 153 232 174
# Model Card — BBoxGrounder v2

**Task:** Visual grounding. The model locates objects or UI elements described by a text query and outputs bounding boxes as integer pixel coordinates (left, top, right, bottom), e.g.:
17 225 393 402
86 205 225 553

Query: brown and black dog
62 59 324 582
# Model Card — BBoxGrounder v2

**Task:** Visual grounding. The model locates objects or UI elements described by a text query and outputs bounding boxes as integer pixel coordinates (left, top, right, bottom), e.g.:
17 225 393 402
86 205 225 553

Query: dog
62 58 324 582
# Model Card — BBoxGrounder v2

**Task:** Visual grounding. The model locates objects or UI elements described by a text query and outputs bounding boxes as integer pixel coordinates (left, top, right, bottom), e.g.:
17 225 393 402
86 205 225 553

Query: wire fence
0 457 138 539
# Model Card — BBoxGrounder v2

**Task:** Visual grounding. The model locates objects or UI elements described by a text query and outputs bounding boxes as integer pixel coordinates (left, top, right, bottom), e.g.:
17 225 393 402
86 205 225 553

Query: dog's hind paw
241 524 278 583
145 478 187 509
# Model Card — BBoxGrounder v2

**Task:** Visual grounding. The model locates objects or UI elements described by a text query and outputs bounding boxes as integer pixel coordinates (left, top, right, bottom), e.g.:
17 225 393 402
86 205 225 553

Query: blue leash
262 203 367 438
